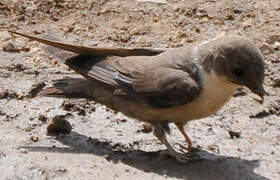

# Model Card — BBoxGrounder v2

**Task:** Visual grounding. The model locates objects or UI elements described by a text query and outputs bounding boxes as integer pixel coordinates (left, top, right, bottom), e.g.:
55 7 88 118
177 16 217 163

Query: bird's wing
65 54 201 108
64 54 120 87
8 30 164 57
116 62 201 107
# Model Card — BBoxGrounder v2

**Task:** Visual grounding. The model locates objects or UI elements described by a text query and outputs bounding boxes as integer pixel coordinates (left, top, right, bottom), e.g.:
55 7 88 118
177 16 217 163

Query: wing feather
8 30 164 57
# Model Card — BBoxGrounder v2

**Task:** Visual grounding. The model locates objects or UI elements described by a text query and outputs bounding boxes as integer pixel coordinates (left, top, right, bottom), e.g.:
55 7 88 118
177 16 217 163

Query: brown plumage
9 30 265 162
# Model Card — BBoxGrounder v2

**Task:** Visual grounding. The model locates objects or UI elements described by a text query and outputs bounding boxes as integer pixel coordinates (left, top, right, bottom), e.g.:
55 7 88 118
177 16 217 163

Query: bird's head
211 35 265 101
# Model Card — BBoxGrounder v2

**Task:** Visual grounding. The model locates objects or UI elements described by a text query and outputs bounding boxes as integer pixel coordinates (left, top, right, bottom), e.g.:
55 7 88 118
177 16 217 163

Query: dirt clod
61 100 91 116
47 115 72 135
30 136 39 142
61 100 75 111
228 130 241 139
38 114 48 123
140 123 153 133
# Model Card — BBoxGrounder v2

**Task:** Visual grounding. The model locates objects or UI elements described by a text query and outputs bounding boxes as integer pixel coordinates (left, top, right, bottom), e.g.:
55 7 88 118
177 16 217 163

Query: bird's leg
174 123 192 153
152 123 198 163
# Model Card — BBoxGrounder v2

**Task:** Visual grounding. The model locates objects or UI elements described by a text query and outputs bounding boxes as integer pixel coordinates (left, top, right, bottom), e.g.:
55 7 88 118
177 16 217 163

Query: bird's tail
39 78 94 98
8 30 164 57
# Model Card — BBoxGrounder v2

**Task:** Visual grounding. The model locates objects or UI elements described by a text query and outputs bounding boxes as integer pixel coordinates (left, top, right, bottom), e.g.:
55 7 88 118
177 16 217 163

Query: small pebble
38 114 48 123
30 136 39 142
229 130 241 139
140 123 153 133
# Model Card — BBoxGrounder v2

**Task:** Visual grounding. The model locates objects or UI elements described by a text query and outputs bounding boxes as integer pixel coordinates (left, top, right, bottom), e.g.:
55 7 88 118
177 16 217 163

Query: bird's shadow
21 131 269 180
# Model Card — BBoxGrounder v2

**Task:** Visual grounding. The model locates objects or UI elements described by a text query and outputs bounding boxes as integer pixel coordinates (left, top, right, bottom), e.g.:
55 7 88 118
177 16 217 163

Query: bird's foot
166 143 201 163
173 143 190 153
170 150 201 163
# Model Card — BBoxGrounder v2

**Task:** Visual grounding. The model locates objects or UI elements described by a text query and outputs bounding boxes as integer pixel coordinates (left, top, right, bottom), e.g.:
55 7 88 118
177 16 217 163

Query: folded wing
65 55 201 108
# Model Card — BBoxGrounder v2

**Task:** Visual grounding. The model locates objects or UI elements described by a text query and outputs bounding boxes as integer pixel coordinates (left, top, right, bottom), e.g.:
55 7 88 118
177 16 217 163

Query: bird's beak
249 85 265 103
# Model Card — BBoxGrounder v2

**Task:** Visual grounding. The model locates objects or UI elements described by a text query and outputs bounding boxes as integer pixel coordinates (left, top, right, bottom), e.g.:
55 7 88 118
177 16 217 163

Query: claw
152 123 201 163
173 151 202 163
173 143 189 154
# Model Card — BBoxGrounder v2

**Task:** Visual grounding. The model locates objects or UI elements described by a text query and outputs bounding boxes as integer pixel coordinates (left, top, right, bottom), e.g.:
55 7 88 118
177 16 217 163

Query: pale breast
186 71 238 118
164 71 239 122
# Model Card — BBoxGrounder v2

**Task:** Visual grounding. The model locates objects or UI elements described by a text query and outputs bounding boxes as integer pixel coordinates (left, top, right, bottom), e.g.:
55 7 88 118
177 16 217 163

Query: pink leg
175 123 192 152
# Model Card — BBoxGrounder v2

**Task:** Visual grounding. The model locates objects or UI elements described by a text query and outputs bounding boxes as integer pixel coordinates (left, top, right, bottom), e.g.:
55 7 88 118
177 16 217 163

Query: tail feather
39 78 93 98
39 87 66 97
44 44 77 63
8 30 164 57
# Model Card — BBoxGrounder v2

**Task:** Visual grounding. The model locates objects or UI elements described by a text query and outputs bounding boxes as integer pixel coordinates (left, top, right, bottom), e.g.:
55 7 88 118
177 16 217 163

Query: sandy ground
0 0 279 179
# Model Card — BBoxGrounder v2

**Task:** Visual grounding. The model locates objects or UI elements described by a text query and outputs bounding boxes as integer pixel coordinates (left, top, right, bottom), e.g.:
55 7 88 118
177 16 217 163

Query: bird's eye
233 68 244 77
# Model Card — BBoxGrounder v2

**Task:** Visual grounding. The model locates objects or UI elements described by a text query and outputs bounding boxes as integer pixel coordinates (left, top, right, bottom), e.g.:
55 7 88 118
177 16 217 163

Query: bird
9 30 265 162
